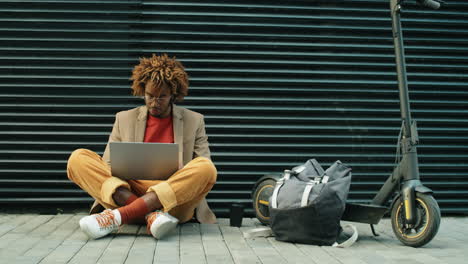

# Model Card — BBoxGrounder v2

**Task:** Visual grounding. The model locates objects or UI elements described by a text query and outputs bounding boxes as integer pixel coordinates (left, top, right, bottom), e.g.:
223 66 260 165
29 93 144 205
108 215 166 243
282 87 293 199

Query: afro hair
130 53 189 102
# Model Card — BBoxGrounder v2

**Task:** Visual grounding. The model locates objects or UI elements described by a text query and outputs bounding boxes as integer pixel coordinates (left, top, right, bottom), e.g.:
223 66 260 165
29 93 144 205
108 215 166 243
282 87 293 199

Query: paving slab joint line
265 236 290 264
122 225 141 264
241 229 266 263
55 227 89 263
220 225 253 263
217 224 235 263
93 234 117 263
177 226 181 262
198 223 209 264
28 225 81 263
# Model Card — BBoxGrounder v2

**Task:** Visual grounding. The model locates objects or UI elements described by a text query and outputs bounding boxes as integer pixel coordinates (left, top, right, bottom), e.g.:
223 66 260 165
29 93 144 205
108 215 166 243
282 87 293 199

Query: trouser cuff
148 182 177 212
101 176 131 207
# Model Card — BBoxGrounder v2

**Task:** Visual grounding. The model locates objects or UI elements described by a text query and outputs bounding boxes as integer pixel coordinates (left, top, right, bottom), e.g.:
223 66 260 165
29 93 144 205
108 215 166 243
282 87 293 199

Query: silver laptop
110 142 179 180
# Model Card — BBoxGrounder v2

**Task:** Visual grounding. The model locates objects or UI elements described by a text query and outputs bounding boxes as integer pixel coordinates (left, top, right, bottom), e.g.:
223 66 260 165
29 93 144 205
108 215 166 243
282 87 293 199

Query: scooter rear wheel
252 178 276 225
391 193 441 247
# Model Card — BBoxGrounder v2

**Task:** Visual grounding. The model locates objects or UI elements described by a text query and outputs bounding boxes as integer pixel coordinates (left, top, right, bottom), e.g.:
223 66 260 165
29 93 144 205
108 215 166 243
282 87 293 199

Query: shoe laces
146 211 161 234
96 209 118 229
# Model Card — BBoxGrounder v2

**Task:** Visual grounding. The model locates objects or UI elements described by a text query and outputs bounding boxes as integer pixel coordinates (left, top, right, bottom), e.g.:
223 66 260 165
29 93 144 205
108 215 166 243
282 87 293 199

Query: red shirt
143 114 174 143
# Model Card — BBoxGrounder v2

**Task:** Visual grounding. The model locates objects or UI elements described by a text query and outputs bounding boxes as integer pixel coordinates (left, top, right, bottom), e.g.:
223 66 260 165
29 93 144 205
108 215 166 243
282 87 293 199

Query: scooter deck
342 202 389 225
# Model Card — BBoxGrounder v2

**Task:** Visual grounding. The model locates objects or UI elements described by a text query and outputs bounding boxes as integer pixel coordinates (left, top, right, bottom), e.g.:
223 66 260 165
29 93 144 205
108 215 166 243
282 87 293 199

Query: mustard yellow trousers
66 149 217 223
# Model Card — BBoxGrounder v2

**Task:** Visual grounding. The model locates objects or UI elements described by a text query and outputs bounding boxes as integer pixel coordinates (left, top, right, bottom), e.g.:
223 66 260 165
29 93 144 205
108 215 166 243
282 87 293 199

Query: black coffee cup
229 203 244 227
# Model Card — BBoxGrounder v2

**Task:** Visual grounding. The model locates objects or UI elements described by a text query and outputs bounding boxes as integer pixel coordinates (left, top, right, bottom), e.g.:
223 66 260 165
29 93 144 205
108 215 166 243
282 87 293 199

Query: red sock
124 194 138 205
118 198 150 224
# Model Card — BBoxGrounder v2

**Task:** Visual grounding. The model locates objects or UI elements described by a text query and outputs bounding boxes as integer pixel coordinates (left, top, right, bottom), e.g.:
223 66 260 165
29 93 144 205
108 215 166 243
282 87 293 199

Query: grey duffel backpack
268 159 355 246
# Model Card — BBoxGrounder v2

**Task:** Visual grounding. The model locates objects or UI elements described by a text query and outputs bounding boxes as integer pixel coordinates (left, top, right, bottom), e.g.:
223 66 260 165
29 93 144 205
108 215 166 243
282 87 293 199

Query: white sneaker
146 211 179 239
79 209 120 239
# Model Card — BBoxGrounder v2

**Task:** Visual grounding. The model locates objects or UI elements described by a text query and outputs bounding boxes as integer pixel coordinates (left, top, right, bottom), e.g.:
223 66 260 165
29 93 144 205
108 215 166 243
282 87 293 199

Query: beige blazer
91 104 216 223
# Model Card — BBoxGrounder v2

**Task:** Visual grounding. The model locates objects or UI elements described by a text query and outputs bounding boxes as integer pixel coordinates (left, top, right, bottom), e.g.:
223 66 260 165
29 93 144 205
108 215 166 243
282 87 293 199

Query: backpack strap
321 175 330 183
271 170 291 209
300 180 319 207
332 224 359 248
292 165 306 174
243 224 358 248
243 226 273 239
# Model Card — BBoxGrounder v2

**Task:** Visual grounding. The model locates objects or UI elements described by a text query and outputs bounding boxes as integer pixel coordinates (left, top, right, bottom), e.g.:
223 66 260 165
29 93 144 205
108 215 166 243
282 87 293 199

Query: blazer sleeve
102 112 122 166
193 115 211 160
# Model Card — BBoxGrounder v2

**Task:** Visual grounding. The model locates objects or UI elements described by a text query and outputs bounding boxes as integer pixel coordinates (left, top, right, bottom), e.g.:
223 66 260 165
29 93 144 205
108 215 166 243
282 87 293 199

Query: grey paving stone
12 214 54 235
200 224 234 264
61 223 89 246
0 214 37 238
0 255 43 264
180 223 206 264
0 214 70 259
0 214 14 225
154 225 180 264
438 256 468 264
219 225 261 264
24 215 78 259
322 246 368 264
39 228 88 264
0 231 23 249
0 214 466 264
240 219 287 264
30 214 72 237
97 224 140 264
266 238 315 264
0 235 42 259
245 237 288 264
68 235 115 264
124 226 156 264
39 244 86 264
296 244 341 264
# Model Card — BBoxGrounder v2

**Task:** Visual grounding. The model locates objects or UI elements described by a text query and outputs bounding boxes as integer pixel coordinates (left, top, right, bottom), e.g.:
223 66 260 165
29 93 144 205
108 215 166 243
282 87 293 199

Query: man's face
144 80 173 118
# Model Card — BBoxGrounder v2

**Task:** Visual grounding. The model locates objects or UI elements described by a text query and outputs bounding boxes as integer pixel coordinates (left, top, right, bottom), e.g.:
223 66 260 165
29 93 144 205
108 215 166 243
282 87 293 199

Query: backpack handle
270 170 292 209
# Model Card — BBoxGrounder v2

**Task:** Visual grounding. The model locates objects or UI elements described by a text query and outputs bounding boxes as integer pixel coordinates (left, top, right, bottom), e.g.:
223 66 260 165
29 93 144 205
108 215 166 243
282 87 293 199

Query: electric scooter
252 0 442 247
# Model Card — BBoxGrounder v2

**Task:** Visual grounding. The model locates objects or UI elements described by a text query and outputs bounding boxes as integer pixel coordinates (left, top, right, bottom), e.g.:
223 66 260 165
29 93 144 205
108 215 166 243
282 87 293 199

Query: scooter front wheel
391 193 441 247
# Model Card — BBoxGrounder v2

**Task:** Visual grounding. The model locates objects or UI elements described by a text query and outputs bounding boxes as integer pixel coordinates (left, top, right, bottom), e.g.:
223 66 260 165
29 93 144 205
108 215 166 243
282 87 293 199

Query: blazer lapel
172 105 184 164
134 106 147 142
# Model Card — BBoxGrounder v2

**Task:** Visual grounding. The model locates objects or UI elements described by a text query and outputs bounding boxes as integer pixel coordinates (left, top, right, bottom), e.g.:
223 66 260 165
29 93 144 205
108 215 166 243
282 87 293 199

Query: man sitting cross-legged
67 54 217 239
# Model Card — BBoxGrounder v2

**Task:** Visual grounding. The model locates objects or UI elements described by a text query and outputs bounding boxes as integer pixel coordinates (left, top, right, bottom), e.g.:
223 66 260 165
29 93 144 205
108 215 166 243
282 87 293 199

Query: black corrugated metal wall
1 0 467 216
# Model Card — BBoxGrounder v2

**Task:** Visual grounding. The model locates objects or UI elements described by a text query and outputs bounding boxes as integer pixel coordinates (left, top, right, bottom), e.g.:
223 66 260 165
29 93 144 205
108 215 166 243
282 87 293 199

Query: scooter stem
390 0 419 224
391 0 413 137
